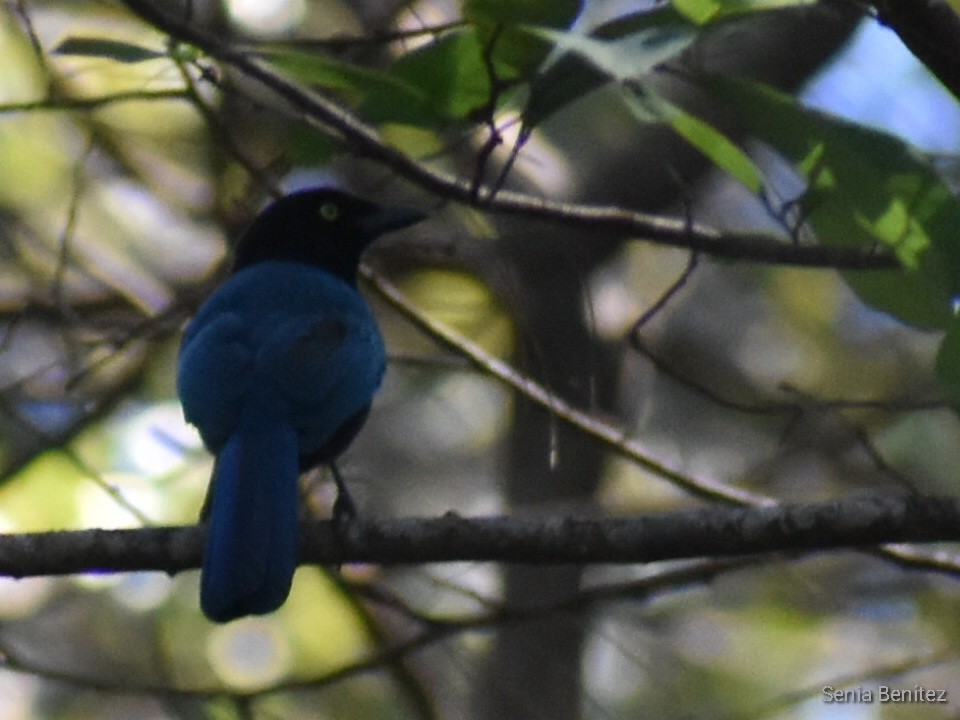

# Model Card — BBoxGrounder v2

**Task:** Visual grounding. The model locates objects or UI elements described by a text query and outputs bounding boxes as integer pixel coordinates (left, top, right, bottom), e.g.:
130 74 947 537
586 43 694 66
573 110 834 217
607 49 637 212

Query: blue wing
178 313 251 451
256 311 385 456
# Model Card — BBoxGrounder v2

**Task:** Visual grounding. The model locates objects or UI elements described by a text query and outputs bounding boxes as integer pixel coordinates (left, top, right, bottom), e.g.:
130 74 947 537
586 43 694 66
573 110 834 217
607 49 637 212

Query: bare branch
1 494 959 578
117 0 899 270
364 266 769 505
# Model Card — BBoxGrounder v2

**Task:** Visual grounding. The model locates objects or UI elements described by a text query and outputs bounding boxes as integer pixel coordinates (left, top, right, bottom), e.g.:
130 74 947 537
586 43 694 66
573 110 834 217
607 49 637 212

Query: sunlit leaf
673 0 816 25
523 24 694 81
521 17 696 128
673 0 724 24
699 73 960 328
54 36 167 63
622 89 763 192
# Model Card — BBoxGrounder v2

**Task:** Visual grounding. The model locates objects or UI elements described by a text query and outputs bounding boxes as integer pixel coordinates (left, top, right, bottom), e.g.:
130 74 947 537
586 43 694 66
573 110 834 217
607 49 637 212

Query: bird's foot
330 462 357 525
329 463 357 567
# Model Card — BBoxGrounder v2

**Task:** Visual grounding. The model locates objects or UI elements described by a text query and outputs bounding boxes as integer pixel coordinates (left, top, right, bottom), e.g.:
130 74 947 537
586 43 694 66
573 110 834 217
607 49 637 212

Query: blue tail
200 403 300 623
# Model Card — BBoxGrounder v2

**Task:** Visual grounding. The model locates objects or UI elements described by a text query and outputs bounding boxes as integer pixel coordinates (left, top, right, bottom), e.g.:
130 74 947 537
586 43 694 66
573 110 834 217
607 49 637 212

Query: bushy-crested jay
178 187 423 622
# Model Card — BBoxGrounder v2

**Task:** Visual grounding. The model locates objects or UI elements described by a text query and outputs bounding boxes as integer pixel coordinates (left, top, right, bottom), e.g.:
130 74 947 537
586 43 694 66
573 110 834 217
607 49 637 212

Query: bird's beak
358 205 426 239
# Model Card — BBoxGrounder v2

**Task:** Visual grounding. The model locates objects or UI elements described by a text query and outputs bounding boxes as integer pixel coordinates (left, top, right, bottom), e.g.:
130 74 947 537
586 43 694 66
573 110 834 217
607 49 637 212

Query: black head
232 188 425 283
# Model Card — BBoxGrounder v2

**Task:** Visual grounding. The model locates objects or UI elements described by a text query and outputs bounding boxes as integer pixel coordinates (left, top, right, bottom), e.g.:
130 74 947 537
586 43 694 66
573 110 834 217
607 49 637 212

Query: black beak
358 205 426 239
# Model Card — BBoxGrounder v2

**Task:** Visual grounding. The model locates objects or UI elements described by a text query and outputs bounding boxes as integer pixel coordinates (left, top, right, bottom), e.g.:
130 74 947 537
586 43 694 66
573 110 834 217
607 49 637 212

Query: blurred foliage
0 0 959 719
701 74 960 328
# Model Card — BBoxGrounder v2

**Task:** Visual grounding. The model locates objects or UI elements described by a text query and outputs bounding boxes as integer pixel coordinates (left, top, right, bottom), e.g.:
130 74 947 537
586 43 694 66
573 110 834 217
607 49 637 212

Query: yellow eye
319 202 340 222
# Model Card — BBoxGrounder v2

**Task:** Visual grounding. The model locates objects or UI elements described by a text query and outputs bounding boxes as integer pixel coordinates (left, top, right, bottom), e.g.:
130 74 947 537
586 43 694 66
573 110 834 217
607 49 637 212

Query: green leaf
666 107 764 190
463 0 583 88
54 37 167 64
699 73 960 328
936 315 960 404
521 17 696 128
524 24 694 81
382 30 492 122
465 0 582 28
673 0 816 25
673 0 724 24
263 50 431 125
622 89 763 193
267 33 497 126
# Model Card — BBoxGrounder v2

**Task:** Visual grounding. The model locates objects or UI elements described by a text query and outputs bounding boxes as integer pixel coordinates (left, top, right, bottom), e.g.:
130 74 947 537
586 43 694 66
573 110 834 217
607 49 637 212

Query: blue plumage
177 188 423 622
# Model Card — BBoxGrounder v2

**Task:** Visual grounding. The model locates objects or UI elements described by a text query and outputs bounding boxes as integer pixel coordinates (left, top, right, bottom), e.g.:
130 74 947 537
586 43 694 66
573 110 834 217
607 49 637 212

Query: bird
177 187 424 623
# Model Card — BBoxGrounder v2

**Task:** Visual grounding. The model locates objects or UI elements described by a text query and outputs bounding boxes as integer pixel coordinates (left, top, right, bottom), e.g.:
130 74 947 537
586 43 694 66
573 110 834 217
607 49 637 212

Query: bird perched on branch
177 187 424 623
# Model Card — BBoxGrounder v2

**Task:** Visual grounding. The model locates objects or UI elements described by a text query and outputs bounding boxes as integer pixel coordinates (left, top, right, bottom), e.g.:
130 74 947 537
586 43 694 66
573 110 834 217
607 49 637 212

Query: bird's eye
319 202 340 222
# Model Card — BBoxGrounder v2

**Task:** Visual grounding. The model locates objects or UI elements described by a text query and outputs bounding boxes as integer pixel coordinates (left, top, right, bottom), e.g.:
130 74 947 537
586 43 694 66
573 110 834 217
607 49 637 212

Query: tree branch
117 0 899 270
2 494 959 577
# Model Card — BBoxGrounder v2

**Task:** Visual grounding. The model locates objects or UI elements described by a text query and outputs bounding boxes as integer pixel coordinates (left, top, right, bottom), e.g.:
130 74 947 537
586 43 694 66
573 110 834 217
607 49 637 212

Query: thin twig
361 265 768 506
0 89 191 114
171 50 281 197
630 251 699 331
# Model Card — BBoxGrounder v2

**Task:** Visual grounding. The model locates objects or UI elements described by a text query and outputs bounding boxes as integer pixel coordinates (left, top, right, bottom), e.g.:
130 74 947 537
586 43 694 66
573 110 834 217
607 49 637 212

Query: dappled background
1 1 960 719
